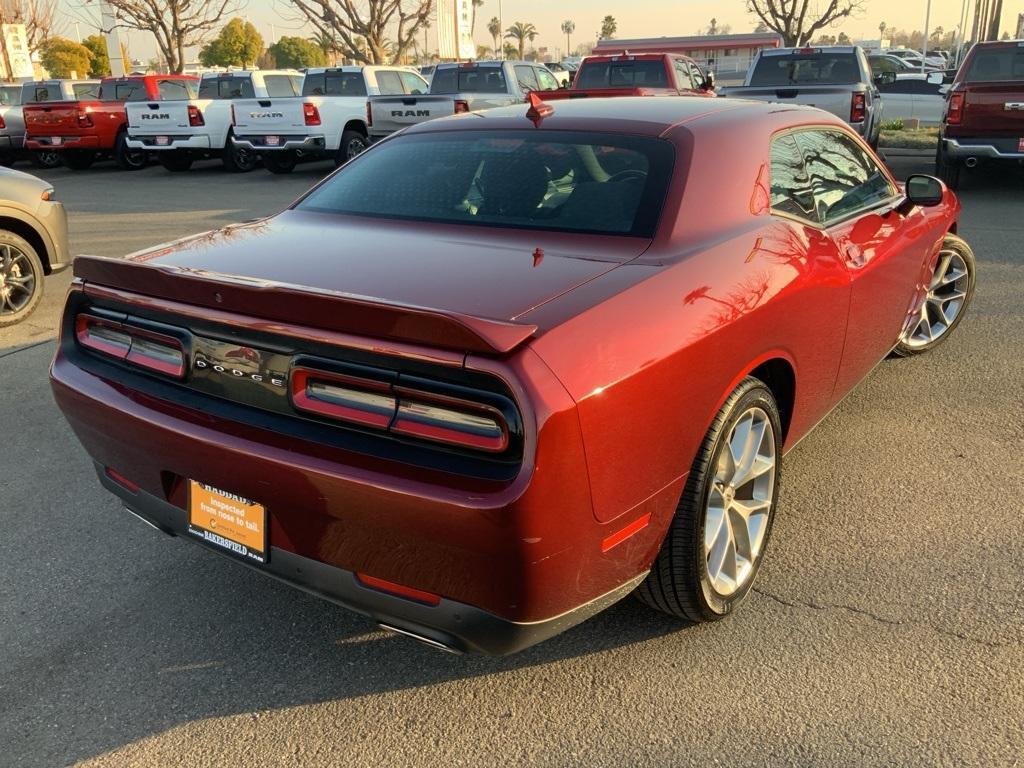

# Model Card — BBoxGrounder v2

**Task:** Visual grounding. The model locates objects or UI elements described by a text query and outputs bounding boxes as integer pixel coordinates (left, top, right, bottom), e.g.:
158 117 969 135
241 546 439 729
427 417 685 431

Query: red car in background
550 52 716 99
51 97 976 654
24 74 198 170
936 39 1024 188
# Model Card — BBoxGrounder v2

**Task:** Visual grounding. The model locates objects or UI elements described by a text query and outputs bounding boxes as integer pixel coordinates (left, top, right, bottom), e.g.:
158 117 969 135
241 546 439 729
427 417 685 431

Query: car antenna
526 92 554 127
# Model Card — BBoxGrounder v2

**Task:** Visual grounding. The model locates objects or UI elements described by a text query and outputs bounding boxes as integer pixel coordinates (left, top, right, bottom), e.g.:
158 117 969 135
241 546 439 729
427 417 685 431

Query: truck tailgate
23 103 81 135
959 83 1024 134
127 100 205 136
721 85 857 120
231 98 308 134
368 95 455 136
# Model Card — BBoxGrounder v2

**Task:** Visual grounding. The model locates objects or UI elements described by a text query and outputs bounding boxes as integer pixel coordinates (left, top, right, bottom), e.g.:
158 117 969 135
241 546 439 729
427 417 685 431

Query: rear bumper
25 135 100 150
232 134 326 152
942 136 1024 161
93 460 644 655
126 134 212 151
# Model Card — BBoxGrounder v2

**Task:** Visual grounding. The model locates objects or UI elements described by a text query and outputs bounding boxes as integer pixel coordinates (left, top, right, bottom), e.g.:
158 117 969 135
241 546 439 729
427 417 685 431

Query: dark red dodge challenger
51 97 976 654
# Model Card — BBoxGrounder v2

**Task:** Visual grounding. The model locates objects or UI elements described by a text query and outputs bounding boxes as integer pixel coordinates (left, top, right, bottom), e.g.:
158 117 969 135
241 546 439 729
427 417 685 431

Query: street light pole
498 0 503 60
921 0 932 74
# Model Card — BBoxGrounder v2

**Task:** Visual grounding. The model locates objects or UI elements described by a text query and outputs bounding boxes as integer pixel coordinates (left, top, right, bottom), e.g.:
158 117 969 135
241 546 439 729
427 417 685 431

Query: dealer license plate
187 481 267 564
1018 138 1024 152
264 135 280 146
50 136 62 145
155 135 170 146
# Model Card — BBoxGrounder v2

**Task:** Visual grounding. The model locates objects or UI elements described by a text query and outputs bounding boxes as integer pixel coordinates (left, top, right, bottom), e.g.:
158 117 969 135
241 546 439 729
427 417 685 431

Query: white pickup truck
229 66 429 173
125 70 304 172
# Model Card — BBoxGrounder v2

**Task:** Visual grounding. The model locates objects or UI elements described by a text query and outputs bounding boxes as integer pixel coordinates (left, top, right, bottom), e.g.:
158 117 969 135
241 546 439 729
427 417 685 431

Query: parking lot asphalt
1 156 1021 767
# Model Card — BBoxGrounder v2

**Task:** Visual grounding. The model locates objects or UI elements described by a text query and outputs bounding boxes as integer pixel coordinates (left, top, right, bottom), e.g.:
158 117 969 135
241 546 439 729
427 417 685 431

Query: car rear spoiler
73 255 538 356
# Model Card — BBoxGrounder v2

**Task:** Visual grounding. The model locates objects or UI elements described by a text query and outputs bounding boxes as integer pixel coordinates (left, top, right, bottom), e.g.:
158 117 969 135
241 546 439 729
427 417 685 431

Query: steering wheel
607 169 648 183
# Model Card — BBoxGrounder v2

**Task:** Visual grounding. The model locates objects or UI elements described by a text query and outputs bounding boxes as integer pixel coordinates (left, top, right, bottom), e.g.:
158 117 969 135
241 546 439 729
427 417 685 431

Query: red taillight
946 91 965 125
850 92 866 123
289 367 509 453
454 99 469 114
356 573 441 606
76 313 185 378
77 108 93 128
105 467 140 493
0 115 5 129
188 104 204 126
303 102 321 126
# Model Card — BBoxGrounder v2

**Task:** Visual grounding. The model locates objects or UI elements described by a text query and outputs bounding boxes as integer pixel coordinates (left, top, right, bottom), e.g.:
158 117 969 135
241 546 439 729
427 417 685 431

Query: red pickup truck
545 53 716 100
936 39 1024 188
23 74 198 171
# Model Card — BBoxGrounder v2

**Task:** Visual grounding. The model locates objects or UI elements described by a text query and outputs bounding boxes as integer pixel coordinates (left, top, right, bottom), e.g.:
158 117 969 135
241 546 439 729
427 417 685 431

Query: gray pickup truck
367 60 562 141
720 46 894 148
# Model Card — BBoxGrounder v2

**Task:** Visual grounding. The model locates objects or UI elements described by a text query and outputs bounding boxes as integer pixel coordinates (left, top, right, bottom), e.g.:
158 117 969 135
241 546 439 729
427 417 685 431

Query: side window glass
672 60 690 88
688 63 705 89
535 68 559 91
376 71 404 95
795 130 895 223
514 65 539 92
398 71 427 95
769 134 818 223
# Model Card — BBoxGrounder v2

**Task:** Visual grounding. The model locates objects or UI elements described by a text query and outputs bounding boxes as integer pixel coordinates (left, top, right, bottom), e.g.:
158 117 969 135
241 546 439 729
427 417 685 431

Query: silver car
0 166 69 326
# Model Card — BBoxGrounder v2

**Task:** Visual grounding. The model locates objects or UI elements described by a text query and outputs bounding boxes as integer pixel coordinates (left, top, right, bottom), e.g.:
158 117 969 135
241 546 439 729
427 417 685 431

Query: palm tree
505 21 538 60
502 41 518 60
310 29 341 66
600 15 617 40
561 20 575 56
487 17 502 58
476 44 493 60
470 0 484 34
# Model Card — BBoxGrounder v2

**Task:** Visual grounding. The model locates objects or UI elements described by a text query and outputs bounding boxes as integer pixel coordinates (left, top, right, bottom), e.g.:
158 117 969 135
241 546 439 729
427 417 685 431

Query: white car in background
877 72 947 126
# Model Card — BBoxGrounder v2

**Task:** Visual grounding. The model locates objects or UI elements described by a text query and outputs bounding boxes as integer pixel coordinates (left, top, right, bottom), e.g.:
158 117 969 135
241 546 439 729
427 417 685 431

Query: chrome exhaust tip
378 623 463 654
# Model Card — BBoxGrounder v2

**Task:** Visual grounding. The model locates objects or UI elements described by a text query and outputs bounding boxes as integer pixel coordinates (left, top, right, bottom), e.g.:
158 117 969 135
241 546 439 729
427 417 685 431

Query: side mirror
874 71 897 87
703 71 716 90
905 174 944 206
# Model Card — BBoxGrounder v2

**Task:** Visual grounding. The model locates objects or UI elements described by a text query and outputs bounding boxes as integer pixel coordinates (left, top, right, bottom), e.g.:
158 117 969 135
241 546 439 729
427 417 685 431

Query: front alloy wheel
894 234 976 356
0 233 44 327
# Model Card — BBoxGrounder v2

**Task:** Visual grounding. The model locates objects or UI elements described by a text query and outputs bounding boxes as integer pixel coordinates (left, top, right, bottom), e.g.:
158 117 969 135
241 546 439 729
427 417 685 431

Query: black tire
263 151 297 174
335 129 368 166
158 151 194 172
222 137 256 173
892 233 976 358
31 150 61 169
636 377 782 622
0 230 45 327
114 132 147 171
0 151 15 167
936 141 961 190
63 151 96 170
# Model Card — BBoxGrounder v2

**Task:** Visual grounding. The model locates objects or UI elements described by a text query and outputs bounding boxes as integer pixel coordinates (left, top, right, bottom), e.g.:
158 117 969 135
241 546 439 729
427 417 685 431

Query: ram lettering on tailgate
392 109 430 117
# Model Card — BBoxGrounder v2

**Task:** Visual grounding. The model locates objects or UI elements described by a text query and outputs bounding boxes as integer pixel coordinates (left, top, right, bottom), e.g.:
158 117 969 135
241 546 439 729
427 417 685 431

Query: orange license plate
187 481 267 564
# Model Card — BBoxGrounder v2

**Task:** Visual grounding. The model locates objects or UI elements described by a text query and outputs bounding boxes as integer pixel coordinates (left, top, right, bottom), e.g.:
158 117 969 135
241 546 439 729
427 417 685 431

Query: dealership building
591 32 783 80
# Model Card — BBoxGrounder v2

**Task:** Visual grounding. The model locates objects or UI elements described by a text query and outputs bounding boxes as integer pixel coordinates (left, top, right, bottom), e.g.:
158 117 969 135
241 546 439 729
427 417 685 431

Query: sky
59 0 1024 64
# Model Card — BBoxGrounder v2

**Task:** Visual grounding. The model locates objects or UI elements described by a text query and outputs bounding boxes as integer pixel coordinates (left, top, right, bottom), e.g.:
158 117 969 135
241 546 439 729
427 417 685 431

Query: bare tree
101 0 237 73
745 0 865 47
1 0 59 49
289 0 432 65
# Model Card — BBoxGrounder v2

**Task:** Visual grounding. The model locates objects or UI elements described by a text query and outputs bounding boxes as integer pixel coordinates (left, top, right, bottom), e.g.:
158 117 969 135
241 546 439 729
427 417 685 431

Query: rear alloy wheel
636 377 782 621
31 150 61 169
0 231 44 327
223 138 256 173
335 129 368 166
263 151 297 174
158 151 193 172
63 151 96 170
115 132 147 170
894 234 976 356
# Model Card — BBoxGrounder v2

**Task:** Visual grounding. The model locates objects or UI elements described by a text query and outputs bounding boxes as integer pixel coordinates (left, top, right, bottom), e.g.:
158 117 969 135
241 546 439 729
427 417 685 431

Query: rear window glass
749 53 861 86
23 83 63 103
264 74 302 97
1 85 22 106
577 61 669 89
199 77 255 99
302 72 367 96
965 47 1024 82
157 79 198 100
72 83 99 99
99 81 149 102
430 66 508 94
297 131 673 238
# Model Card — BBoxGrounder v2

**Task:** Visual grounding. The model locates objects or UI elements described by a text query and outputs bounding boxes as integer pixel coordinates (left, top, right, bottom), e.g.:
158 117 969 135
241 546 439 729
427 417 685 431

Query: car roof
402 95 844 138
